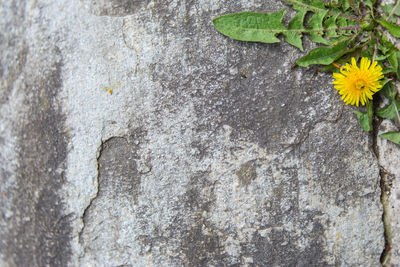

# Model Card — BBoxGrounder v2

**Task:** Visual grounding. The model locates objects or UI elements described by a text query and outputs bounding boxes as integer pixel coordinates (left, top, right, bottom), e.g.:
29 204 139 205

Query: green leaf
347 0 360 15
310 0 326 9
321 45 362 71
381 30 396 49
309 11 330 44
284 0 358 22
340 0 350 11
213 11 287 43
361 37 376 58
325 14 340 37
336 15 358 36
380 132 400 145
354 102 373 132
377 19 400 38
340 0 351 11
387 50 400 78
379 81 398 100
382 5 393 14
364 0 374 11
381 14 396 23
283 0 326 13
285 7 307 51
336 17 348 35
212 7 351 50
388 51 399 77
376 100 400 120
354 110 372 131
382 4 400 16
375 54 391 61
382 68 396 74
296 39 350 66
378 41 391 55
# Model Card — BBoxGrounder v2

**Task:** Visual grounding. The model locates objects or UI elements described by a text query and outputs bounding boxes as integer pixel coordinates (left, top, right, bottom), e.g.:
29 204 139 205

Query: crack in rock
77 135 143 262
78 138 105 245
380 167 394 266
372 117 394 266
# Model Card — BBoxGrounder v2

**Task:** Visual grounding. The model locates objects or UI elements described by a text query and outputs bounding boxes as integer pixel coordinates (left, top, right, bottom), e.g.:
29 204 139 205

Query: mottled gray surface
378 117 400 266
0 0 389 266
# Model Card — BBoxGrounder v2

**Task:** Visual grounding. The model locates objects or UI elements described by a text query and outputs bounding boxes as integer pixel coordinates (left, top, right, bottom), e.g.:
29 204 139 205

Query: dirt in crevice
371 112 393 266
379 168 393 266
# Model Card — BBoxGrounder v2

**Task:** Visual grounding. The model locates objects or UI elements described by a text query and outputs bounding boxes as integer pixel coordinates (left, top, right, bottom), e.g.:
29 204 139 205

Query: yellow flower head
332 57 384 107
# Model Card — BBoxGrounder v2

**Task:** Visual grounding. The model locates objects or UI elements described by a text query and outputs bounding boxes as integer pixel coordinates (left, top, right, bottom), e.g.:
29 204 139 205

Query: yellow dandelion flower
332 57 384 107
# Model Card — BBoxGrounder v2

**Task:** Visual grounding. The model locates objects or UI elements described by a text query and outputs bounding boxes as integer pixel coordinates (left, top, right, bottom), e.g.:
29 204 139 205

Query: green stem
388 0 400 20
373 37 378 62
237 25 362 34
367 100 373 130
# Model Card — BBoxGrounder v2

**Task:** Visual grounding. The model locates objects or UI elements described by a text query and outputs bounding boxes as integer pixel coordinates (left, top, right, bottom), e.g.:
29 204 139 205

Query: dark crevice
371 104 392 266
371 109 381 160
78 136 131 246
379 168 392 266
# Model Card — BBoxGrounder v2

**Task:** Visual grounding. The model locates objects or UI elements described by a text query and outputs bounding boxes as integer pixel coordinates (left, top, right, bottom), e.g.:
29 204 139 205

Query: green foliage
286 6 307 50
388 51 400 77
354 111 372 131
212 0 360 50
382 4 400 16
212 11 286 43
354 101 373 132
382 2 400 22
379 81 398 101
308 10 330 44
376 100 400 121
380 132 400 144
296 39 351 66
213 0 400 145
377 19 400 38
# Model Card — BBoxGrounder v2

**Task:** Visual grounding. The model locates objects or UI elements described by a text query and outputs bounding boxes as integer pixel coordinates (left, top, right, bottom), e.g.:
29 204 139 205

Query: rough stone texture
0 1 72 266
0 0 388 266
378 117 400 266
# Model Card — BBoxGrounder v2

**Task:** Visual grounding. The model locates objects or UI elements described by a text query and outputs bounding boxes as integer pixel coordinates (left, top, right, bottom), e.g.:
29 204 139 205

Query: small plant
213 0 400 145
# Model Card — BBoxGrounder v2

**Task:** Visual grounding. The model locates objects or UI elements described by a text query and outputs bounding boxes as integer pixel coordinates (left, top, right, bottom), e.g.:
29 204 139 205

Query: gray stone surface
378 115 400 266
0 0 390 266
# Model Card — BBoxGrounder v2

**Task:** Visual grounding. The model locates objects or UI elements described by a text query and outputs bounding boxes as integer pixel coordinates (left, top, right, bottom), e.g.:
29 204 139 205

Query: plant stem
336 13 361 22
388 0 400 20
237 25 362 34
367 100 373 130
360 0 367 18
373 37 378 61
274 25 362 33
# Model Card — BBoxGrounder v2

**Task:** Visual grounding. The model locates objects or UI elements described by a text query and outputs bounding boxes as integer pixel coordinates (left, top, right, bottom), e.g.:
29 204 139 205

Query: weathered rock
0 0 388 266
378 118 400 266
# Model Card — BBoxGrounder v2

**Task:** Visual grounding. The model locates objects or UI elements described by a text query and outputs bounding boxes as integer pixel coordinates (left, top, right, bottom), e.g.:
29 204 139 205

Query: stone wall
1 0 398 266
